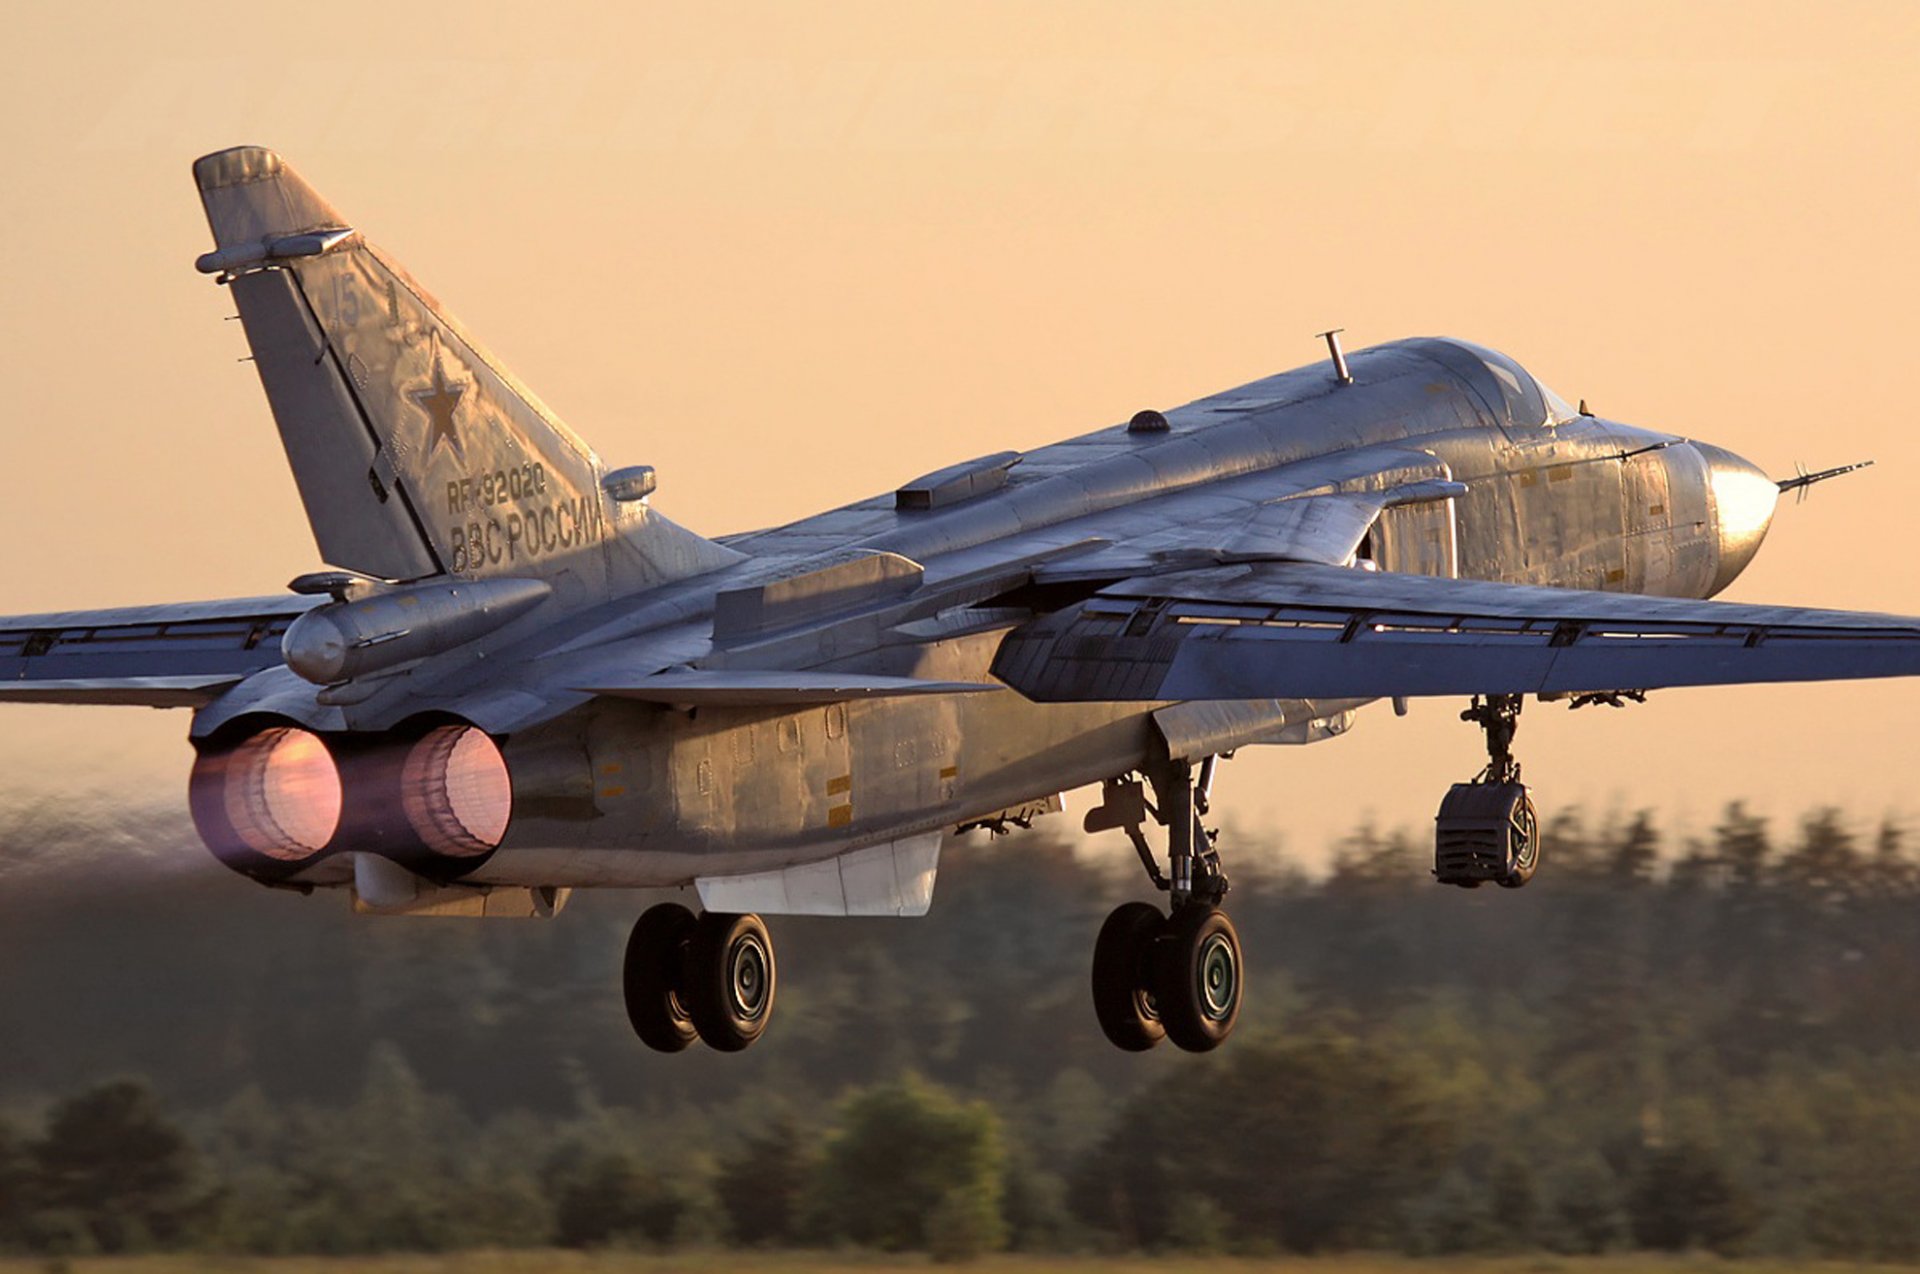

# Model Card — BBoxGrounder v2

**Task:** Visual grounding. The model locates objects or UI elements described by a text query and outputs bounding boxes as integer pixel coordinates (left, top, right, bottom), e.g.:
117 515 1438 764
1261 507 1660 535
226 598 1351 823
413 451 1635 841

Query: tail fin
193 146 735 596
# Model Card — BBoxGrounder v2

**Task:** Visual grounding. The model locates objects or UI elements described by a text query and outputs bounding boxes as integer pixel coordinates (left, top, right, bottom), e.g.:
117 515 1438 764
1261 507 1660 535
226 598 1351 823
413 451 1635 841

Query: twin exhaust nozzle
189 723 512 880
197 578 544 881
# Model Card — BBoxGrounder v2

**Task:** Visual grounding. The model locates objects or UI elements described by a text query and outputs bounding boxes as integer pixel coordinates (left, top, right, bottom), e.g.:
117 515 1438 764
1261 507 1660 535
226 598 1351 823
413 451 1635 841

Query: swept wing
991 562 1920 702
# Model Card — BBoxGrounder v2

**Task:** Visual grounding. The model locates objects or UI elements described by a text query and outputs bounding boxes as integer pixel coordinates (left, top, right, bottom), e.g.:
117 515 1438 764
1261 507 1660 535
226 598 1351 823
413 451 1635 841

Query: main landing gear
1087 756 1243 1053
624 904 776 1052
1434 694 1539 889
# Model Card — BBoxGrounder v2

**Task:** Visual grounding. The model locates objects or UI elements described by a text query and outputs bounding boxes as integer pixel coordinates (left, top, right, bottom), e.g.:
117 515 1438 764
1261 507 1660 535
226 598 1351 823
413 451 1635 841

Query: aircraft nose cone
1692 442 1777 594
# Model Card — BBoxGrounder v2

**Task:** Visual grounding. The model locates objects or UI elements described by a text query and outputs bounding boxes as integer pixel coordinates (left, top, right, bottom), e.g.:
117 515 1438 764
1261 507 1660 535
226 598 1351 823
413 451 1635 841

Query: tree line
2 796 1919 1258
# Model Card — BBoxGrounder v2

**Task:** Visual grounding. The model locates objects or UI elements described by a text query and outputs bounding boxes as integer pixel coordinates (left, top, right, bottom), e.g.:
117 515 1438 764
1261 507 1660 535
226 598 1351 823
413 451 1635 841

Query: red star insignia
410 357 467 462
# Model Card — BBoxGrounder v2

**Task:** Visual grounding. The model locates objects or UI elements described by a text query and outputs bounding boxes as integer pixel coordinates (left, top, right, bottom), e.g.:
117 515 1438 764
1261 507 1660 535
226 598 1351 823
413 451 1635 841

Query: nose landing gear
1434 694 1539 888
1088 756 1244 1053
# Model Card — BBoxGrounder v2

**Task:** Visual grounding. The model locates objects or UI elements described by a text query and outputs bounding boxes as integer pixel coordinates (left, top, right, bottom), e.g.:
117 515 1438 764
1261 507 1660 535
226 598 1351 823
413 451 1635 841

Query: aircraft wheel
686 911 777 1052
624 903 698 1053
1154 904 1242 1052
1498 793 1540 888
1091 901 1168 1051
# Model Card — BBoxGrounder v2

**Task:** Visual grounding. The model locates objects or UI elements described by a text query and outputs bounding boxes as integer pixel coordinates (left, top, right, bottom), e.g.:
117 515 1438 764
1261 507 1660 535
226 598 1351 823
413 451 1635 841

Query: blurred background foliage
3 798 1920 1259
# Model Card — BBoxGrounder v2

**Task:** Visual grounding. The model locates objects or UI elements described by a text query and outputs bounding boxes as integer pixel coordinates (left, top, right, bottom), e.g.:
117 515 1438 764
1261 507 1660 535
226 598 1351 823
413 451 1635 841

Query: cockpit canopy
1417 338 1579 430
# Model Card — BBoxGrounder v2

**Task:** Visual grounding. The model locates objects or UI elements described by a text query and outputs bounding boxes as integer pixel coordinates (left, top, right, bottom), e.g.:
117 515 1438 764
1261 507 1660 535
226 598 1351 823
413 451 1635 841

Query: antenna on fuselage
1317 329 1353 386
1777 459 1874 503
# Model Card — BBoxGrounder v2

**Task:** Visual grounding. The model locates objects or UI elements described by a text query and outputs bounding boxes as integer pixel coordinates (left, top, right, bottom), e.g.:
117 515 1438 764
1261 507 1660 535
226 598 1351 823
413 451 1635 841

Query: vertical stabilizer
193 146 738 603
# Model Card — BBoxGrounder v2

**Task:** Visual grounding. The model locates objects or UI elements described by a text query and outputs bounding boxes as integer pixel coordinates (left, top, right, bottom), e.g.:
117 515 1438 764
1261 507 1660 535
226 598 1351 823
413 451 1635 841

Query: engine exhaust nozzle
400 724 513 858
189 726 342 869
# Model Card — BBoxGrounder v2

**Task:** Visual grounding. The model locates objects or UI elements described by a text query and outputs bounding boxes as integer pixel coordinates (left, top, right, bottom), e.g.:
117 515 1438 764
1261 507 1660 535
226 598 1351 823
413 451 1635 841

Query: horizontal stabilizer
0 595 315 707
0 675 250 709
578 669 1000 706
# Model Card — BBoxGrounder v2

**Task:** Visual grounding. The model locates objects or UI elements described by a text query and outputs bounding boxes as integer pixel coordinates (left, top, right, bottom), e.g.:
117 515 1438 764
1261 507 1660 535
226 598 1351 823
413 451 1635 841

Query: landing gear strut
1434 694 1539 888
1087 756 1243 1053
624 905 777 1053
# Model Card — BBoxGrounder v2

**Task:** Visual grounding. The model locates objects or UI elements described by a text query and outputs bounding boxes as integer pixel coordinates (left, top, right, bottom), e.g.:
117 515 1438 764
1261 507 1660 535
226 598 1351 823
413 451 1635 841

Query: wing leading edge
0 596 316 707
990 562 1920 702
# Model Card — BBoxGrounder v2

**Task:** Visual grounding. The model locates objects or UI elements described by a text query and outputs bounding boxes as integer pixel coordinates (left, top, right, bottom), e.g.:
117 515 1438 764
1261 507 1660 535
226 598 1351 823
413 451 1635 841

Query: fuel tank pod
281 577 551 685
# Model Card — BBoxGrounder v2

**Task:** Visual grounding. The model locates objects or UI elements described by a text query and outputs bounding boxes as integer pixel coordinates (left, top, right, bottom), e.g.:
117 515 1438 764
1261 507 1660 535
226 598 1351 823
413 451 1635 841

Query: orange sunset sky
3 2 1918 864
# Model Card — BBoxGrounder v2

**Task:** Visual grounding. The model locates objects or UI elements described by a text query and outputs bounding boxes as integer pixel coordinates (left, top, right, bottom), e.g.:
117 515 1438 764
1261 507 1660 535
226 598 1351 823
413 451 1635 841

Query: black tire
624 903 698 1052
686 912 777 1053
1091 901 1167 1051
1499 794 1540 888
1153 905 1242 1052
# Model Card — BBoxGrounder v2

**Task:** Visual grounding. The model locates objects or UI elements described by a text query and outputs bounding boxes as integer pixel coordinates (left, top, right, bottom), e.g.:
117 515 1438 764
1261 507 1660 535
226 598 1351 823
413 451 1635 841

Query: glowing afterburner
400 725 513 857
190 726 342 862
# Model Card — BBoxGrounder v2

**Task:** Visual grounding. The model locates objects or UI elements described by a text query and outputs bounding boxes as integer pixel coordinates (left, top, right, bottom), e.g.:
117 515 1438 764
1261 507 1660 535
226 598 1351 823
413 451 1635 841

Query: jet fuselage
202 335 1768 891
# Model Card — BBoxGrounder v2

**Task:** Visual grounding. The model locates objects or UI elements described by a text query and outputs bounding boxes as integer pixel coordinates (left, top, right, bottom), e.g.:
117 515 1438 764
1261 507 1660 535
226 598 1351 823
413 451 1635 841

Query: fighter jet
1 147 1907 1054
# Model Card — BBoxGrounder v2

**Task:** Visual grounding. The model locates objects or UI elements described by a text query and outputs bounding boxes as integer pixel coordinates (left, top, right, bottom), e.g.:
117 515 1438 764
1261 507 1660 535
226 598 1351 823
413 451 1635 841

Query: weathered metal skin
5 147 1899 905
440 342 1777 888
179 324 1806 888
480 676 1157 888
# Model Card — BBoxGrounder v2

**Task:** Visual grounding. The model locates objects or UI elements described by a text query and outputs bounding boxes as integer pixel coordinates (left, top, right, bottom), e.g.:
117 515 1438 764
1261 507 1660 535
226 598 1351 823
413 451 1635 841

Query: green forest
2 795 1919 1261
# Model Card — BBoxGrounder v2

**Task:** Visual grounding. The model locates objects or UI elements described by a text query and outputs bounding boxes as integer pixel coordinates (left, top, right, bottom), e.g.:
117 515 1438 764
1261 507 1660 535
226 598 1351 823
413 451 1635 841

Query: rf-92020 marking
445 464 550 515
0 146 1902 1058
